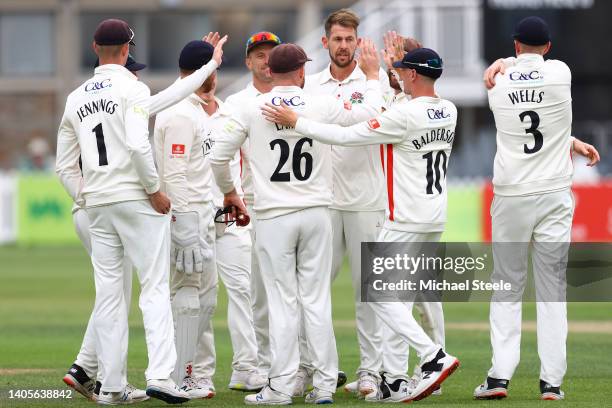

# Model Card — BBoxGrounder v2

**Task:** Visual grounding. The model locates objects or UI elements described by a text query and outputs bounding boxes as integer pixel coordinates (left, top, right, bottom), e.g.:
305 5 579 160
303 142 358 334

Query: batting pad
171 286 200 383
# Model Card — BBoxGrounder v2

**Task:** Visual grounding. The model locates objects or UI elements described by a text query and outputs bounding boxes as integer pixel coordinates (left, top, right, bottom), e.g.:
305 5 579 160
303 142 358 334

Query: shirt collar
187 92 206 105
318 62 364 85
246 82 262 97
94 64 136 80
271 85 303 92
517 53 545 63
411 96 441 104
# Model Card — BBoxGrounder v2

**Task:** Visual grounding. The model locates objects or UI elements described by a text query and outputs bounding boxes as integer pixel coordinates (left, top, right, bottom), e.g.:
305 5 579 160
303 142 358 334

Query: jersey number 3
92 123 108 166
520 111 543 154
270 138 313 182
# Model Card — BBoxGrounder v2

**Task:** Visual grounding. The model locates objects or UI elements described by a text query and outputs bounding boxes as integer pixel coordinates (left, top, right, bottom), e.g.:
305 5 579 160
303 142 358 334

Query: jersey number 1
92 123 108 166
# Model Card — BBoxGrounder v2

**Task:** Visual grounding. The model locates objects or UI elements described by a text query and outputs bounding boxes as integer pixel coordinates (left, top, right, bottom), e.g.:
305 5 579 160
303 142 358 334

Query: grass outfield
1 246 611 407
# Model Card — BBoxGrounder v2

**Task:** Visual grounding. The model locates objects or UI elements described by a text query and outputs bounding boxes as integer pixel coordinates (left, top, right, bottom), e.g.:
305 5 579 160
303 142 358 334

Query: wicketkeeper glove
171 211 212 274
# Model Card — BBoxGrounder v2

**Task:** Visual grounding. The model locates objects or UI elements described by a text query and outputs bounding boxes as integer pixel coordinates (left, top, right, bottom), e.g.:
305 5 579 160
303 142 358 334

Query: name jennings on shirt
76 78 118 122
76 98 118 122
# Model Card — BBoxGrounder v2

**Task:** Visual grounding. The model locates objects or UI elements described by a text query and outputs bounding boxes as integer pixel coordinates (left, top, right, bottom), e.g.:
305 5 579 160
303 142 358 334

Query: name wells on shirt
506 69 545 105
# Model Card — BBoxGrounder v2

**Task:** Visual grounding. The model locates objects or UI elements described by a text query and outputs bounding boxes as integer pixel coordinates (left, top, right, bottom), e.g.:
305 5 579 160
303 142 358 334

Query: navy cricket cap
513 16 550 46
95 54 146 72
179 40 214 71
94 19 135 46
392 48 443 79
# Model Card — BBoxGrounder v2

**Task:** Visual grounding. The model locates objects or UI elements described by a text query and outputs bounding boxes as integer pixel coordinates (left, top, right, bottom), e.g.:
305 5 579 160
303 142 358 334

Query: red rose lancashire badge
350 91 364 104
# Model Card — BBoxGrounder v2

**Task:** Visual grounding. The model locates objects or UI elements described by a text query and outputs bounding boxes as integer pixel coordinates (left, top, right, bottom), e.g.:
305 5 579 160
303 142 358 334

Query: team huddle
55 8 600 406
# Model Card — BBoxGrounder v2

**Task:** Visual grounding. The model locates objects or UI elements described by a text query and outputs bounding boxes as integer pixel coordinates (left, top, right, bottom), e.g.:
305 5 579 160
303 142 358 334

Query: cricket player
154 40 228 399
473 16 600 401
262 47 461 403
211 42 385 405
223 31 283 379
55 19 188 404
62 35 226 402
197 42 266 392
296 9 390 397
378 32 445 399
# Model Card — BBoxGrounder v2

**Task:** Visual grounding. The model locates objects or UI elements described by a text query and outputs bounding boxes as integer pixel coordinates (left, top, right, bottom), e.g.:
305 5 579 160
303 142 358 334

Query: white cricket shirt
56 64 157 207
488 53 573 196
211 83 385 220
154 91 213 212
305 64 390 211
295 96 457 233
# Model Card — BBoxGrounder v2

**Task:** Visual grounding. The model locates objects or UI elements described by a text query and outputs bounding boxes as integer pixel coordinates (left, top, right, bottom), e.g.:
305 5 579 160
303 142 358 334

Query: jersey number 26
270 138 313 182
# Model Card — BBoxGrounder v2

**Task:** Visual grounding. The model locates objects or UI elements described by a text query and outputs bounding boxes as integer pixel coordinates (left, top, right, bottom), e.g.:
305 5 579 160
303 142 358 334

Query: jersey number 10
422 151 447 194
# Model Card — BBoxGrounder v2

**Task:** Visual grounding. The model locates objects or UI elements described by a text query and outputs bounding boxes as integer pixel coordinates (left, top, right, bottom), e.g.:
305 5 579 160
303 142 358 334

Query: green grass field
1 246 611 407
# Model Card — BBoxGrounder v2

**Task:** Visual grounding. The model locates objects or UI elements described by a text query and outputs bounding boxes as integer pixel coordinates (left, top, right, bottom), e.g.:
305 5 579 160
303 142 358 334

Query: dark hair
324 9 359 37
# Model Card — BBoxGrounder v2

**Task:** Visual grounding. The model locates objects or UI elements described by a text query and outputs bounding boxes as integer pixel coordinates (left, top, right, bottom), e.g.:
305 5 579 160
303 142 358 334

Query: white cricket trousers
488 189 573 387
216 223 259 373
170 203 217 380
326 209 385 377
366 228 441 371
256 207 338 396
247 202 271 374
380 231 444 380
87 200 176 392
72 208 133 380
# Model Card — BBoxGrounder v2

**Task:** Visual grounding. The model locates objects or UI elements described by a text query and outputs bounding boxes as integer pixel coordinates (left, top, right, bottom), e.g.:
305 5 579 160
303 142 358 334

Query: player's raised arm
483 57 517 90
55 102 85 205
148 35 228 115
262 99 406 147
124 81 160 195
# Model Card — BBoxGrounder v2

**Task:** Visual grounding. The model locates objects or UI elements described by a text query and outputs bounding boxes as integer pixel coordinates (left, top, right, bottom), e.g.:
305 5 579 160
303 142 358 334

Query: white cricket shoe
305 388 333 404
540 380 564 400
366 374 412 403
343 380 358 394
292 367 313 397
63 364 96 400
97 384 150 405
473 377 509 400
357 373 378 396
229 370 267 391
145 378 190 404
245 385 292 405
404 349 459 402
181 376 215 399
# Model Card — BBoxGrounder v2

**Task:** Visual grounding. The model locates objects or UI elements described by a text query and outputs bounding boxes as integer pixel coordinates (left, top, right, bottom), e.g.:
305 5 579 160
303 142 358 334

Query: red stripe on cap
386 144 394 221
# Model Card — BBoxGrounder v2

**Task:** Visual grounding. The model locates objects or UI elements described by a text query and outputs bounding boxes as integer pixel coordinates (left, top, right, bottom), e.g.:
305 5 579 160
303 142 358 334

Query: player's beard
330 49 354 68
